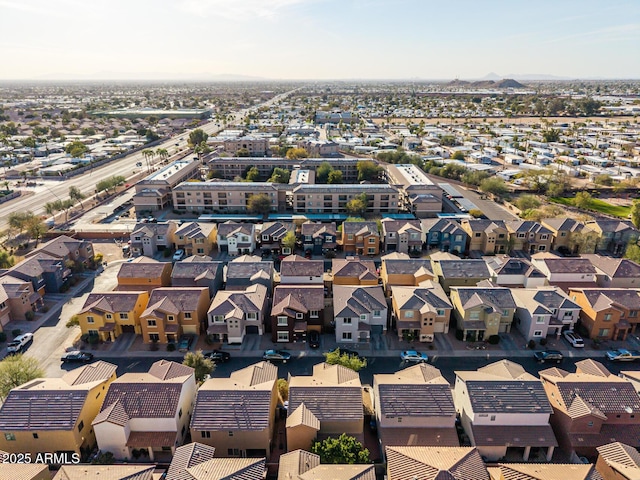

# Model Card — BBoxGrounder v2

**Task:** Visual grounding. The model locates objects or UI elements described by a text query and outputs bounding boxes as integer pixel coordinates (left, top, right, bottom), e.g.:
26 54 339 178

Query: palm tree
0 250 14 268
141 149 154 173
155 148 169 164
68 186 86 209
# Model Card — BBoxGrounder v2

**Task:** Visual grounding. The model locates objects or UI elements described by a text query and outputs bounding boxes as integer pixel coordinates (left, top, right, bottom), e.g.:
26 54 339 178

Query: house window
342 332 352 340
310 310 319 318
4 433 15 441
455 235 462 242
502 310 509 317
598 328 610 337
197 248 204 254
560 232 566 237
587 421 594 427
533 330 543 337
343 318 352 324
536 316 545 324
149 334 159 342
184 312 192 319
540 234 548 240
296 312 304 320
32 433 39 439
369 237 376 244
347 234 354 240
631 310 638 318
262 235 269 241
475 233 481 238
277 316 288 326
228 431 234 437
538 245 546 251
368 248 375 254
147 319 157 327
604 313 612 321
360 314 367 321
517 233 526 238
119 313 128 320
167 316 175 322
105 314 112 320
490 415 496 421
404 311 414 318
86 316 94 324
201 431 211 438
78 420 84 432
373 310 381 317
213 315 224 323
247 312 257 320
88 329 99 336
277 331 289 342
437 309 445 316
469 311 479 320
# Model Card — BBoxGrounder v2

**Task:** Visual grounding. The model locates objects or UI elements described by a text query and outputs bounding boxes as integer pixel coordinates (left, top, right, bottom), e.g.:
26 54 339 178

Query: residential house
431 259 490 293
460 219 509 255
484 255 547 288
512 287 581 341
391 281 453 342
568 288 640 340
165 442 266 480
225 260 274 294
0 464 51 480
341 221 380 256
116 257 172 292
332 257 379 286
506 220 553 254
53 466 157 480
279 255 324 285
93 360 196 462
585 219 639 256
174 222 217 257
0 275 43 323
0 361 117 457
333 285 387 342
130 222 177 257
531 254 598 292
170 260 223 298
583 254 640 288
207 284 268 344
7 252 70 294
381 219 423 254
216 221 256 256
301 222 337 256
287 363 363 452
374 364 458 450
32 234 94 268
385 446 490 480
380 259 435 295
140 287 209 344
421 218 469 255
596 442 640 480
278 450 375 480
489 463 601 480
77 291 149 342
539 359 640 458
258 221 294 256
454 360 557 462
541 217 597 254
271 285 324 343
190 362 278 459
450 287 517 341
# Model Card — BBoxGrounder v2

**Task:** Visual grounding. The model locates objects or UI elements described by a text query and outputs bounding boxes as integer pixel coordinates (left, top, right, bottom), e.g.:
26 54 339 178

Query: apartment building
134 159 200 213
385 163 442 218
292 184 400 214
172 181 284 213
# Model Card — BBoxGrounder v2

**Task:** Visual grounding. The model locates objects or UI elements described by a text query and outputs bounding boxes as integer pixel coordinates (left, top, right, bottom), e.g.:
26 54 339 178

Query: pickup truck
7 333 34 354
605 349 640 362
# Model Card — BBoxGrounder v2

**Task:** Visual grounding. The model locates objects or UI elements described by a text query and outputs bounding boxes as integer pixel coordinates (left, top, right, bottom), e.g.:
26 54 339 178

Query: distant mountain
446 78 527 89
480 72 502 81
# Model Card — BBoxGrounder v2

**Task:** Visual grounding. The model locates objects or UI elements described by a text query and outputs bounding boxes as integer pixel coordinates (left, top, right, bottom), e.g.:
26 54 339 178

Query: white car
7 333 34 353
172 249 185 261
563 330 584 348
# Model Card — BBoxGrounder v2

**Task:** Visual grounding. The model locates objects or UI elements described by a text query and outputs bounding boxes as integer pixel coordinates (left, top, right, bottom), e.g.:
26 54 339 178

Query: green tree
69 186 86 209
236 148 250 157
324 349 367 372
625 240 640 264
65 141 89 158
451 151 465 160
155 148 169 163
268 167 291 183
26 216 48 246
345 193 368 217
542 129 560 143
311 434 371 464
571 230 598 255
182 351 215 383
277 378 289 402
356 160 382 182
282 231 296 252
316 162 333 184
0 250 15 269
594 174 613 186
573 191 593 210
479 177 508 196
285 147 308 160
188 129 209 149
515 194 541 211
245 167 260 182
630 199 640 229
247 194 272 215
0 354 44 400
327 170 343 184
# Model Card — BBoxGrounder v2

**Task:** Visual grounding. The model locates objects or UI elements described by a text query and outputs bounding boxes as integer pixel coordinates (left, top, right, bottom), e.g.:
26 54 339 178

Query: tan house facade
450 287 516 341
77 291 149 342
568 288 640 340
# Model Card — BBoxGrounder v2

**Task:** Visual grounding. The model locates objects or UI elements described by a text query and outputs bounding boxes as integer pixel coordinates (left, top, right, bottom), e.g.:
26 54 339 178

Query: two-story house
596 442 640 480
374 363 458 449
287 363 363 452
431 259 490 293
531 254 598 292
33 235 94 268
540 359 640 458
225 260 274 295
585 219 639 256
116 257 172 292
541 217 597 254
391 281 453 342
0 275 43 323
190 362 278 459
170 260 223 298
77 291 150 342
217 221 256 256
332 257 379 286
93 360 196 462
506 220 553 254
207 284 268 344
460 219 508 255
0 361 117 458
386 446 489 480
333 285 387 343
380 258 435 295
450 287 517 341
279 255 324 285
140 287 209 344
271 285 324 343
258 221 294 256
8 252 70 295
301 222 337 256
421 218 469 255
511 287 581 341
130 222 177 257
341 221 380 256
583 254 640 288
484 256 547 288
166 443 265 480
174 222 217 257
381 219 423 254
568 288 640 340
454 360 557 462
278 450 375 480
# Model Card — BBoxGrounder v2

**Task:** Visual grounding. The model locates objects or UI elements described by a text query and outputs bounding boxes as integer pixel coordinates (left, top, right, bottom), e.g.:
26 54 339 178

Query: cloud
177 0 318 19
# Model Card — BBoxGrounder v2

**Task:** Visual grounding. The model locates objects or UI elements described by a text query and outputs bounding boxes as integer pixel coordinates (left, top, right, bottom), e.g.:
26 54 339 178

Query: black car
61 351 94 363
533 350 564 364
205 350 231 363
308 330 320 349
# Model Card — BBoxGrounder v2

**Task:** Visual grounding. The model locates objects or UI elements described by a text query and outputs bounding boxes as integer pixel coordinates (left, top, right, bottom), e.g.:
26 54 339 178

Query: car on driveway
61 351 94 363
7 333 34 354
606 349 640 362
263 349 292 363
400 350 429 363
308 330 320 349
534 350 564 364
204 350 231 363
173 249 185 261
563 330 585 348
178 335 195 352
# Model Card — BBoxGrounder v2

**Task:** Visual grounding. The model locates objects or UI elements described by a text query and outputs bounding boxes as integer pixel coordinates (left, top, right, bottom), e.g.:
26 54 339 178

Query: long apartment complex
385 163 442 218
292 184 400 214
134 159 200 213
172 182 287 213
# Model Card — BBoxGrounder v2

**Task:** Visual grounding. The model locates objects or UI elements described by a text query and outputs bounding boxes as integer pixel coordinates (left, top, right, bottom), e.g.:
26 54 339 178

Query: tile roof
92 399 129 427
301 222 337 238
272 286 324 315
385 446 490 480
0 390 89 430
383 259 434 276
61 360 117 386
379 427 460 448
230 362 278 387
277 450 320 480
287 386 363 423
437 259 490 279
80 291 146 314
311 363 361 385
166 442 217 480
171 262 222 281
537 257 597 274
126 430 177 448
343 221 379 237
0 464 50 480
149 359 194 380
568 423 640 450
333 285 386 318
286 403 320 430
117 257 171 278
208 284 268 319
191 390 273 431
391 282 452 313
583 254 640 279
280 257 324 277
492 463 601 480
453 287 516 311
332 257 378 279
464 380 552 414
378 383 455 418
184 458 265 480
217 221 254 238
53 465 156 480
597 441 640 477
175 222 216 240
142 287 208 317
260 221 293 241
101 382 183 419
577 288 640 312
225 261 273 285
470 424 557 447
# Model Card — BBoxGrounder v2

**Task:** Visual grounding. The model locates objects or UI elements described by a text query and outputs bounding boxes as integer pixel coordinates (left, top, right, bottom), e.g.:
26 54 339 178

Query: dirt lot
92 239 129 262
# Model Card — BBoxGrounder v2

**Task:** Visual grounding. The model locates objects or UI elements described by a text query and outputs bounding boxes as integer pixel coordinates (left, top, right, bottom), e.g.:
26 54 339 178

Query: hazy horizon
1 0 639 81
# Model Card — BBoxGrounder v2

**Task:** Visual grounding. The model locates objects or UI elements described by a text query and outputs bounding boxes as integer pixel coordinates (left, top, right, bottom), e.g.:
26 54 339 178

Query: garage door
434 322 445 333
371 325 384 335
121 325 136 333
182 325 197 335
246 326 259 334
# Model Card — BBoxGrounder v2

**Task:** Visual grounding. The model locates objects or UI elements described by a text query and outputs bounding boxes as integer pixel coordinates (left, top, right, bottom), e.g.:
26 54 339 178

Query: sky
0 0 639 80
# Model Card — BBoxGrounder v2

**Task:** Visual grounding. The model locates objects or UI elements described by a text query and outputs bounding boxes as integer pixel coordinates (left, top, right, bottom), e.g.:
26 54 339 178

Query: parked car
204 350 231 363
262 349 292 363
173 249 185 261
563 330 584 348
7 333 34 354
178 335 195 352
534 350 564 364
61 351 94 363
308 330 320 349
606 349 640 362
400 350 429 363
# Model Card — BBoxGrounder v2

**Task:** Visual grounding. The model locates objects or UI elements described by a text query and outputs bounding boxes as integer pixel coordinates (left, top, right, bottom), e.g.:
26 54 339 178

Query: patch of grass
550 196 631 218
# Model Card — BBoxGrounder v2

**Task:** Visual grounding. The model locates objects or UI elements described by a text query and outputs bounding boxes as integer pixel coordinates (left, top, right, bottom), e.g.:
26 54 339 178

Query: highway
0 87 301 233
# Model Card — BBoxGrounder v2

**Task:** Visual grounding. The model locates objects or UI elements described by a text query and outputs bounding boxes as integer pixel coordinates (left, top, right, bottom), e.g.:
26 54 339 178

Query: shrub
42 306 49 313
87 335 100 345
539 337 548 346
527 339 536 349
488 335 500 345
167 343 176 352
11 329 21 338
24 311 34 321
163 249 172 258
0 332 6 342
455 330 464 341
